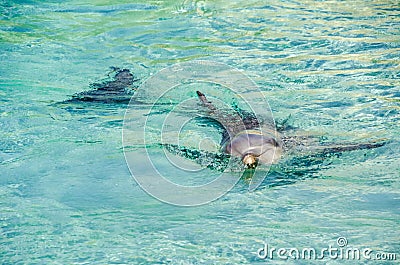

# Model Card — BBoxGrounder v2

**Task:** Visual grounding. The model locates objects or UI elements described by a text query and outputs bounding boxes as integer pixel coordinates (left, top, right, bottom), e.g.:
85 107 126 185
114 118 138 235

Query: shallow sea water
1 0 399 264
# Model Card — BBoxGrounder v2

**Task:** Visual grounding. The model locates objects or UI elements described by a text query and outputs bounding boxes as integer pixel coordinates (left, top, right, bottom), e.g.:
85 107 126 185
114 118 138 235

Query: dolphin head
224 131 282 168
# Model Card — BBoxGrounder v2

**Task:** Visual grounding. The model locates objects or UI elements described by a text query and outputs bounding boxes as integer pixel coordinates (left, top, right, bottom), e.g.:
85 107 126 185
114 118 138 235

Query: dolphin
65 67 139 104
163 90 387 171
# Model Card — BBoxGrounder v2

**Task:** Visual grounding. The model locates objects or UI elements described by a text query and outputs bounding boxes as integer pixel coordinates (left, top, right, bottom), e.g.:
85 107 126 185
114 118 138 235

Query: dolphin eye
268 138 280 147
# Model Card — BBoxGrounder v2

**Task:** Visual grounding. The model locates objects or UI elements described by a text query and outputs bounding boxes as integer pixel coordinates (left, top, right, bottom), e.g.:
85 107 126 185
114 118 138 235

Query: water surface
1 0 399 264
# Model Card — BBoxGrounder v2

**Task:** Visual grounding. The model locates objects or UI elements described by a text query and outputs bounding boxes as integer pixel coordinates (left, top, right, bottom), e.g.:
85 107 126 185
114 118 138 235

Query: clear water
1 0 399 264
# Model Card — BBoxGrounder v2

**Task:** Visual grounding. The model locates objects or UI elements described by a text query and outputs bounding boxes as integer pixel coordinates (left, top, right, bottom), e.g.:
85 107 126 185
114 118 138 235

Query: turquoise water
1 0 399 264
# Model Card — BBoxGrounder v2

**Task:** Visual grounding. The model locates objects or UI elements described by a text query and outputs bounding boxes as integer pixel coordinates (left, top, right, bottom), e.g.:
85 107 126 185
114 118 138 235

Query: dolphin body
163 91 386 172
64 67 139 104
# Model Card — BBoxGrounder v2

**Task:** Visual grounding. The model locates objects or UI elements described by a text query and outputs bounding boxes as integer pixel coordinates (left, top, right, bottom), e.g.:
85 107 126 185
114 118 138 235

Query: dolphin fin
160 143 242 172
